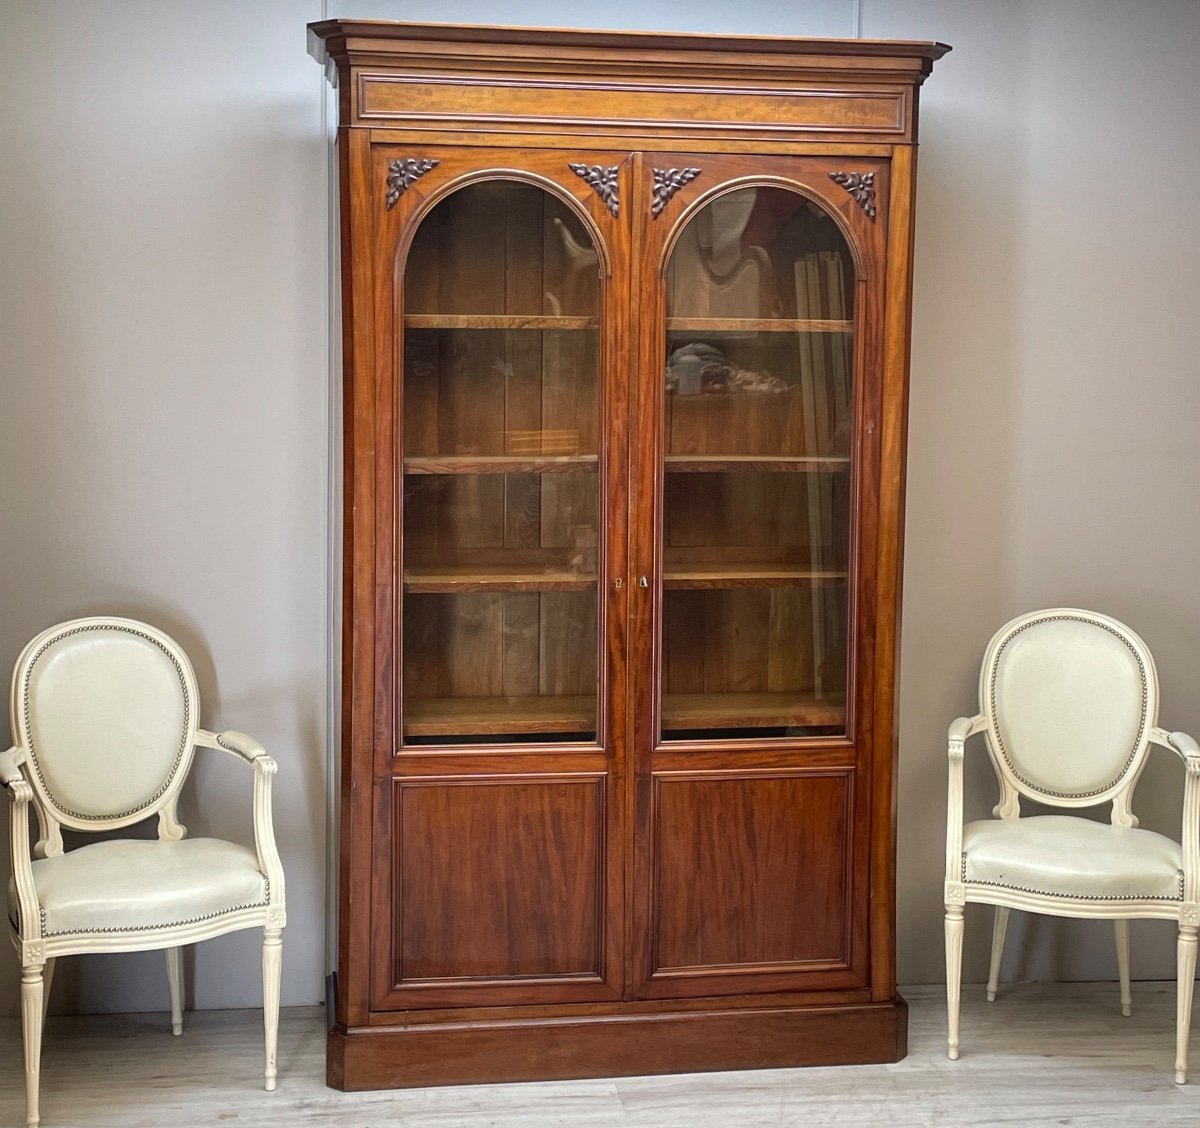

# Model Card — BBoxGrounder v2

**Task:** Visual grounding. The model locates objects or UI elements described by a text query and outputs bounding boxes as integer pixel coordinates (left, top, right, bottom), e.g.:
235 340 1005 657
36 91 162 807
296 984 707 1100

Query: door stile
626 149 663 1002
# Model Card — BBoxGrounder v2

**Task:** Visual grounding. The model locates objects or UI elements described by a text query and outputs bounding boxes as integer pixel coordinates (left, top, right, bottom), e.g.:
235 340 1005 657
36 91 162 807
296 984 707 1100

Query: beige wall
2 0 1199 1017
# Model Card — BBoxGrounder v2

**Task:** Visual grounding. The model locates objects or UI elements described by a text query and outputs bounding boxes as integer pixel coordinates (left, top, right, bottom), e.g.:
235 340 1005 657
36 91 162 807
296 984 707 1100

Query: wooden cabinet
309 19 948 1090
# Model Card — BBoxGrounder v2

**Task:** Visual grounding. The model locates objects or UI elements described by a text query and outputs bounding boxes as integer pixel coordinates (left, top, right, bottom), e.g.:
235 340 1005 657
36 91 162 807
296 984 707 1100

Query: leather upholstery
962 815 1183 902
15 621 197 823
5 616 287 1117
946 609 1199 1081
986 613 1151 800
6 838 268 937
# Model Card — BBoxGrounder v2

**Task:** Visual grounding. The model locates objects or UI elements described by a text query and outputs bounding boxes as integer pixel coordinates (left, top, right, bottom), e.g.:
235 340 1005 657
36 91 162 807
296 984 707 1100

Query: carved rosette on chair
944 607 1200 1083
2 617 286 1127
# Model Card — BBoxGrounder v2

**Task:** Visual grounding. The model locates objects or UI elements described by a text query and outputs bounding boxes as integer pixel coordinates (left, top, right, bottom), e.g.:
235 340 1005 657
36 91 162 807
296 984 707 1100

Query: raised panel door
630 154 889 999
371 149 633 1009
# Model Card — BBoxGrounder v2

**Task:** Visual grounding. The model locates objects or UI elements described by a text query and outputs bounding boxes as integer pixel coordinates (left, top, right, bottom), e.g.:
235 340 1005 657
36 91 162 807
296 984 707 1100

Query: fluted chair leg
1177 924 1198 1084
945 905 965 1060
1114 920 1132 1017
166 947 184 1035
21 963 45 1127
986 906 1009 1002
263 929 283 1091
40 959 56 1029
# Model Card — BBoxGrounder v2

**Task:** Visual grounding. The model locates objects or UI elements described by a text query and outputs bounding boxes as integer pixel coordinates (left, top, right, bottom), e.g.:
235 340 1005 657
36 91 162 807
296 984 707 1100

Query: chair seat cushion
962 815 1183 902
7 837 268 937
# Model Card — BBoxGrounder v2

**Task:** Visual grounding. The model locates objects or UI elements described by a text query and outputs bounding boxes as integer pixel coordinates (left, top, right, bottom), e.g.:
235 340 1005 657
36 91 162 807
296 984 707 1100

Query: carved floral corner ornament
828 171 877 221
385 157 440 210
569 163 620 217
651 167 702 217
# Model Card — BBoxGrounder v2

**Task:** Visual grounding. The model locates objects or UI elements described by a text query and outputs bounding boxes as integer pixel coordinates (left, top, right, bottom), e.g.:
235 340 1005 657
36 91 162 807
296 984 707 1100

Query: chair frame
944 608 1200 1083
2 616 286 1127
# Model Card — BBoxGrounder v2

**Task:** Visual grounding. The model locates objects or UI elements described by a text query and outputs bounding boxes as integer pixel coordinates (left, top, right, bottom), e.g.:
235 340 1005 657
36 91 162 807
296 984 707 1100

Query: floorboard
1 982 1198 1126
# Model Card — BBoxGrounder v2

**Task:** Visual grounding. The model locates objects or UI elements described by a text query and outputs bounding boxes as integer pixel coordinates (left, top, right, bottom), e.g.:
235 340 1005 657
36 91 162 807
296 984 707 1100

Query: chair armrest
196 728 267 763
946 715 986 890
949 715 986 745
194 730 286 921
2 746 41 945
0 745 25 788
1151 727 1200 770
1151 727 1200 904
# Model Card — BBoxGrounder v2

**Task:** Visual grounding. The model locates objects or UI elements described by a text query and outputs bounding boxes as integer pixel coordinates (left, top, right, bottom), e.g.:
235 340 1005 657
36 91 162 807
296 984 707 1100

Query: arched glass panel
660 186 853 740
400 181 601 745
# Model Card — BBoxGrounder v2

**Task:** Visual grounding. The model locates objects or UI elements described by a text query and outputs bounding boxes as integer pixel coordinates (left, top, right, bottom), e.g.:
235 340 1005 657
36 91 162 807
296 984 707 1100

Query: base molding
327 996 908 1090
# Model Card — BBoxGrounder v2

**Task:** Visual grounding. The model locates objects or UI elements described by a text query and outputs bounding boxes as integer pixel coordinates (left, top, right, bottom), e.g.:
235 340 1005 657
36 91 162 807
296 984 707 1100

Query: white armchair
944 608 1199 1083
3 617 286 1127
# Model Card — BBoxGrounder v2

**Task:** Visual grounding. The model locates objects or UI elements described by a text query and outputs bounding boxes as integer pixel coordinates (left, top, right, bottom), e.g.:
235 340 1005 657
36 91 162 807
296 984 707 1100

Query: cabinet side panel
339 126 379 1028
870 143 917 1001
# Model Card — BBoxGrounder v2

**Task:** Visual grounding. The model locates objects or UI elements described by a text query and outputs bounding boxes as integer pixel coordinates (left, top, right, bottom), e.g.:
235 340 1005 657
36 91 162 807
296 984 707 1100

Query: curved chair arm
1150 727 1200 905
195 730 286 920
946 715 987 887
1 746 41 946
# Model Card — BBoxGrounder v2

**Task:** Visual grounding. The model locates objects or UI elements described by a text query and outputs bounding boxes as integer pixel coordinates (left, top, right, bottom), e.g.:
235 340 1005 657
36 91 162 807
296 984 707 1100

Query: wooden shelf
664 455 850 473
404 564 596 593
664 564 847 589
402 692 843 736
404 455 598 475
662 692 845 731
404 695 595 737
405 314 598 330
666 317 852 333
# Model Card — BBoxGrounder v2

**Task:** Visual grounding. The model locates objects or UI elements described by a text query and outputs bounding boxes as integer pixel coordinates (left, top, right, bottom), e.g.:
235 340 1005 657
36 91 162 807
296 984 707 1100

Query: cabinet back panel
662 587 848 698
403 591 597 702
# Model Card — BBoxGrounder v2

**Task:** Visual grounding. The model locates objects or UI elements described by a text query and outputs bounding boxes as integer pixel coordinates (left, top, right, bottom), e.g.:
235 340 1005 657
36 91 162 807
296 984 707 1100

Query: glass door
659 183 854 739
631 156 887 1001
400 179 604 745
375 152 630 1012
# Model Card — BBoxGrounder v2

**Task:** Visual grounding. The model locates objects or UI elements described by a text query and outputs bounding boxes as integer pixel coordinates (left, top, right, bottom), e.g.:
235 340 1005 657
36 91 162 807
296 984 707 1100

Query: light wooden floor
2 983 1199 1127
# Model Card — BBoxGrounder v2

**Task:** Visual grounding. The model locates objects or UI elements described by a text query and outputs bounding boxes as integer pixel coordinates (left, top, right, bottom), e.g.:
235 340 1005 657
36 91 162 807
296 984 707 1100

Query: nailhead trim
961 852 1183 902
36 878 271 938
21 623 192 821
988 614 1149 800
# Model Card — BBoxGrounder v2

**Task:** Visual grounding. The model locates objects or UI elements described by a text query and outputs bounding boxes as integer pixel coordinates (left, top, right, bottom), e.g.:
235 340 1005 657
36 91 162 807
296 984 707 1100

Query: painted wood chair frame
944 607 1200 1083
2 617 286 1127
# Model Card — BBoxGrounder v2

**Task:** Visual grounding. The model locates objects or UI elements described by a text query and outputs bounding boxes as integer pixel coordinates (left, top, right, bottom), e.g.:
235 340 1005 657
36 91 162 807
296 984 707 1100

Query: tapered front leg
40 959 56 1028
1114 920 1132 1017
262 929 283 1091
166 947 184 1035
21 963 45 1127
945 905 965 1061
986 906 1009 1002
1176 924 1197 1084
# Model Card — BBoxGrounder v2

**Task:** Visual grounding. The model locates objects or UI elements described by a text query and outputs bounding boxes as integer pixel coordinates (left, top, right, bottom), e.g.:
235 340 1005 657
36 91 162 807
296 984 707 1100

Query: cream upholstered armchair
2 617 286 1127
944 608 1200 1083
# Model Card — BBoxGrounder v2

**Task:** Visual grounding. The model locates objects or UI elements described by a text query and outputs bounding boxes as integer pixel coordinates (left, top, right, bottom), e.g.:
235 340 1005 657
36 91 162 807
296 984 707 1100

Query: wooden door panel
377 774 614 1007
640 770 863 998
